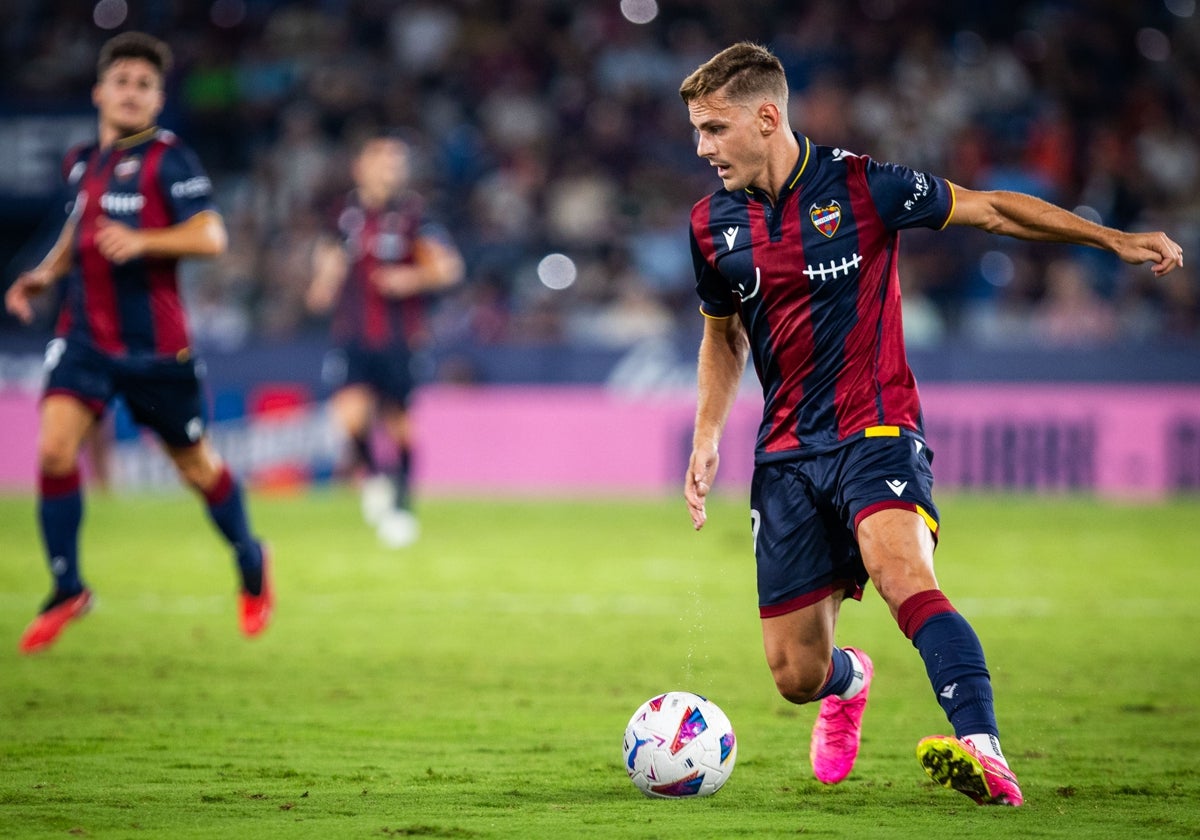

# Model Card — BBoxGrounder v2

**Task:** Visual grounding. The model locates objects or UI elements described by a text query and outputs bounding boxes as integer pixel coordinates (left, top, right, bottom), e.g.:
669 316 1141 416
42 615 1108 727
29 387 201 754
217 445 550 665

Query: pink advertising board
1 384 1198 497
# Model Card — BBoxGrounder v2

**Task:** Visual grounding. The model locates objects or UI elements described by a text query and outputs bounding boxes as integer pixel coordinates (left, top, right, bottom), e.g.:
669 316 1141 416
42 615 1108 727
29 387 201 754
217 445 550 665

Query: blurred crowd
2 0 1198 358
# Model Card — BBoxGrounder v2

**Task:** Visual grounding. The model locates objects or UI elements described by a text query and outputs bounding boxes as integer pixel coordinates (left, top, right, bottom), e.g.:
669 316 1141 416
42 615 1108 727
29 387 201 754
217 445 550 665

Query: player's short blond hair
679 42 788 108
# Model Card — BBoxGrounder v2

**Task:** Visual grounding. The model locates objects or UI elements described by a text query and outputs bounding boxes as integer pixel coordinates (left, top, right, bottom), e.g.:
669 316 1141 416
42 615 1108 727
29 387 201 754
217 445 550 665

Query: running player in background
306 135 464 548
679 42 1182 806
4 32 272 653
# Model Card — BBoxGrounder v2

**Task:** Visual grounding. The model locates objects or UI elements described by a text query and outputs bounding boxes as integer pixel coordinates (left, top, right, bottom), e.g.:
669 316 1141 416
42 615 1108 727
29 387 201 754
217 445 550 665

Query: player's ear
758 101 781 136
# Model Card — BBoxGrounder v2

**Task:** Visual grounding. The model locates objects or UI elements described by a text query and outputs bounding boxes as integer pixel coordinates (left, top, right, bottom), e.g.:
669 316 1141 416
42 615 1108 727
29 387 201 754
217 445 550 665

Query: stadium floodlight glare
537 253 577 290
93 0 128 29
620 0 659 25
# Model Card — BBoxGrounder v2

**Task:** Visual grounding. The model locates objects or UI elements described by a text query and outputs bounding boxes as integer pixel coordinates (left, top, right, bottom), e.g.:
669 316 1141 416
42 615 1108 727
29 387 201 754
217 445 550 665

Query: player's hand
4 267 55 324
371 265 424 297
685 445 720 531
1115 230 1184 277
94 216 146 264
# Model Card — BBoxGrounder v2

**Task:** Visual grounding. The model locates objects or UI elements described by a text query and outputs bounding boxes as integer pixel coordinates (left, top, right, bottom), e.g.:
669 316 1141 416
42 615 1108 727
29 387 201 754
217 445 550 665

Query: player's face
93 58 164 137
354 139 409 197
688 92 770 193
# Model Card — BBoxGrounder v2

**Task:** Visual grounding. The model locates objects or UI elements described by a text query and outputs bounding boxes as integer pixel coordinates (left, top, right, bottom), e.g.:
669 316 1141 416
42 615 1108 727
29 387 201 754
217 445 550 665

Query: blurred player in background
680 42 1182 806
306 135 464 548
4 32 272 654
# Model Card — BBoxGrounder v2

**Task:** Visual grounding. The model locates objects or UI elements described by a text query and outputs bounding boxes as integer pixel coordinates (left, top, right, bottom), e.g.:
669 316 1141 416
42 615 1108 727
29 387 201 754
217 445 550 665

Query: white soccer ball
622 691 737 798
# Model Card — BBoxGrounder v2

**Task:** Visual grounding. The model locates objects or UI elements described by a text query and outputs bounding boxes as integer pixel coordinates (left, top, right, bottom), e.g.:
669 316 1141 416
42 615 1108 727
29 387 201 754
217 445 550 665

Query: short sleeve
156 142 217 223
863 158 953 232
690 225 738 318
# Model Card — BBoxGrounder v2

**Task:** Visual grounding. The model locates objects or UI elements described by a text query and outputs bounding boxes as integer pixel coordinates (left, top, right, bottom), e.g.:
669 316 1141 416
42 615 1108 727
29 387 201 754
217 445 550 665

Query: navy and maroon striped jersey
690 134 954 462
56 127 217 359
326 191 441 349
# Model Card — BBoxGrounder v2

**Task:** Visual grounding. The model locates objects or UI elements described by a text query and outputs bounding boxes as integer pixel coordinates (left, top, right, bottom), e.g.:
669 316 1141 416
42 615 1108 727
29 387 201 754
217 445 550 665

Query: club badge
115 156 142 180
810 200 842 238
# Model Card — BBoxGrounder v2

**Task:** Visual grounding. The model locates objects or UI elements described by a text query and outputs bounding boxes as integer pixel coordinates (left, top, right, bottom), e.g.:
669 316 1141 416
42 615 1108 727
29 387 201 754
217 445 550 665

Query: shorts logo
886 479 907 497
43 338 67 371
185 417 204 442
810 200 842 237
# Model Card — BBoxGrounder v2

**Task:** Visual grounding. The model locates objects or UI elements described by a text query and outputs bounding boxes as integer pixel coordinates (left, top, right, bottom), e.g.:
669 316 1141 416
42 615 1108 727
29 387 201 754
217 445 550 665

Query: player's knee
37 439 79 476
769 659 828 705
176 461 217 492
169 446 221 491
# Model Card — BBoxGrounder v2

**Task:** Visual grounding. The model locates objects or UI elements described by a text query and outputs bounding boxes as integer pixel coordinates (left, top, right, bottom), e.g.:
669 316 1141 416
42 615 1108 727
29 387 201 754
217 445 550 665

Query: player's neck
356 186 392 210
756 132 803 205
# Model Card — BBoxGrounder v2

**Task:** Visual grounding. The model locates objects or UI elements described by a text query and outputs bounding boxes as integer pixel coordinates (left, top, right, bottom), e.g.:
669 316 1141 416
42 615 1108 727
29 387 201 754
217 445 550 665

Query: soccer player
679 43 1182 806
306 135 464 548
5 32 272 654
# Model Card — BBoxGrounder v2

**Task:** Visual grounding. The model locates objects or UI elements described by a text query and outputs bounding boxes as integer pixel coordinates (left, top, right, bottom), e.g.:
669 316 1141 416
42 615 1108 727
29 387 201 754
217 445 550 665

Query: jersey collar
112 126 160 151
744 132 812 205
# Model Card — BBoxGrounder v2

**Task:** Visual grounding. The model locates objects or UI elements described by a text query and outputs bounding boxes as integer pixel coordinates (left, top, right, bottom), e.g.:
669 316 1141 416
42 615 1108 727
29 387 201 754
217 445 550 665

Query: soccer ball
622 691 737 798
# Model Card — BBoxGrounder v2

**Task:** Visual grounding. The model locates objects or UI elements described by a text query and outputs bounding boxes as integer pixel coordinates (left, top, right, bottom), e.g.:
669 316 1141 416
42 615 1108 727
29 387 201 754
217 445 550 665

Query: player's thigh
857 508 938 615
839 435 940 613
39 340 113 471
752 460 865 617
373 344 415 410
118 357 208 449
837 434 939 533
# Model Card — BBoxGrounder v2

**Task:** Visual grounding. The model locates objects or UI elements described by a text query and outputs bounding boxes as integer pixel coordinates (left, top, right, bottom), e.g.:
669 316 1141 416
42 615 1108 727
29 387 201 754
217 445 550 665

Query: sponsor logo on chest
99 192 145 215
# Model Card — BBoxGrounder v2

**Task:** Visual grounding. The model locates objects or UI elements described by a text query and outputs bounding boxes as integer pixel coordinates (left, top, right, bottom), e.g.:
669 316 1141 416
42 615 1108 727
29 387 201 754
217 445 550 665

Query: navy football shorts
43 338 208 449
750 431 940 619
321 341 415 408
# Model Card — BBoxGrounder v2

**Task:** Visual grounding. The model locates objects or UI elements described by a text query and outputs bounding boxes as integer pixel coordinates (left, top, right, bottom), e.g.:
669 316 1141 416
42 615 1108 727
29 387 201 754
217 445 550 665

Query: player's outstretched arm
687 313 749 531
947 185 1183 277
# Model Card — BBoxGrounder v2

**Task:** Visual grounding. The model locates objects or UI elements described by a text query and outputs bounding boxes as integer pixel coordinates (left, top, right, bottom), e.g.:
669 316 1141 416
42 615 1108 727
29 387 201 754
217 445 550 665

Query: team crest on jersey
810 200 842 238
114 156 141 180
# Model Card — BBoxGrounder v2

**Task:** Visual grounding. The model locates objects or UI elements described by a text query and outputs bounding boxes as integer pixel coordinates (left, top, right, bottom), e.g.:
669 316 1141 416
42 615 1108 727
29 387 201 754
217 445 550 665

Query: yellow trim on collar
787 137 811 190
114 126 159 150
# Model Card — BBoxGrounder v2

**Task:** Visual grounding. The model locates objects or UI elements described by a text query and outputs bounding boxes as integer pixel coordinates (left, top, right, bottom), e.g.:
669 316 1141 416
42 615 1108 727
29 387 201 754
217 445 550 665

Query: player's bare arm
94 209 227 265
306 238 350 313
370 237 465 299
5 217 78 324
948 185 1184 276
687 313 749 530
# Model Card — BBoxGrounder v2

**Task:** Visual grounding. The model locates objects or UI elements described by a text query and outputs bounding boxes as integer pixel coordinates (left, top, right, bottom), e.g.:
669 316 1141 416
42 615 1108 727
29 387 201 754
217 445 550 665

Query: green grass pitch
1 489 1197 838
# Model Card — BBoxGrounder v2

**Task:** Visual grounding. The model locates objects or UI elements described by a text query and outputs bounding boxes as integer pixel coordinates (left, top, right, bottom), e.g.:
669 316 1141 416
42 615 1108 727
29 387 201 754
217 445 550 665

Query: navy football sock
202 467 263 595
813 647 856 701
38 470 84 596
393 444 412 510
351 432 377 473
901 590 999 738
